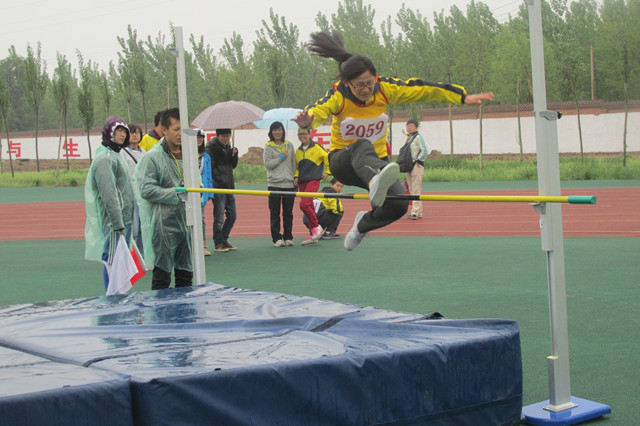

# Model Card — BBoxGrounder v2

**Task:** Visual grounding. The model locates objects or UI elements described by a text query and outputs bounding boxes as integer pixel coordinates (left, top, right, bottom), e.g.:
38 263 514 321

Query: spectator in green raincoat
84 115 134 291
135 108 193 290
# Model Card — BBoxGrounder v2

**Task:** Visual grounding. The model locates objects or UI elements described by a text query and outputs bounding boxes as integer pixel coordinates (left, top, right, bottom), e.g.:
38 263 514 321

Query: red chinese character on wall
63 138 80 158
6 140 21 158
311 129 331 150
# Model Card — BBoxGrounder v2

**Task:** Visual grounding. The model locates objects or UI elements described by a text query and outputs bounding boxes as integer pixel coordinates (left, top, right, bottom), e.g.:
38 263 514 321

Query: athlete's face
346 71 376 103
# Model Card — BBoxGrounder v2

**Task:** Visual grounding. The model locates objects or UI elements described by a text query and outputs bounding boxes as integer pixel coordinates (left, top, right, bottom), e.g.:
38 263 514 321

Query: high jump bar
176 187 596 205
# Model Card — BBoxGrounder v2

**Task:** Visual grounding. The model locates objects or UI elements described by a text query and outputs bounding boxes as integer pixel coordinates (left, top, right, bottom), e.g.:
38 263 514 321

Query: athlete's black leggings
328 139 408 233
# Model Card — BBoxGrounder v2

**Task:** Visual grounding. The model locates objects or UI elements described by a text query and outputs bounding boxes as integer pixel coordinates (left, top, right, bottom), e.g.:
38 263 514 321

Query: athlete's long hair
306 31 376 81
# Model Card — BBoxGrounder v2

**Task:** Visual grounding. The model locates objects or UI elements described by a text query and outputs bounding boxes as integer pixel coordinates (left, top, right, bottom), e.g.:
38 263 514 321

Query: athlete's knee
387 198 409 221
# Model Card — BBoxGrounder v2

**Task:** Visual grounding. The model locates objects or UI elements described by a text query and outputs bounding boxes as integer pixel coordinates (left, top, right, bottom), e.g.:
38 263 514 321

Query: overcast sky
2 0 524 72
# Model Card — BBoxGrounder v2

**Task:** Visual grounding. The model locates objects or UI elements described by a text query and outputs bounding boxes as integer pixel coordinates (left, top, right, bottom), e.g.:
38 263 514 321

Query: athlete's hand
292 110 314 128
465 92 494 104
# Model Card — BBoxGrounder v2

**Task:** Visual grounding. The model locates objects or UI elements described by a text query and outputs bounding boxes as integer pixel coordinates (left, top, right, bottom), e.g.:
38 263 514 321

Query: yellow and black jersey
305 77 467 158
294 141 330 183
318 187 343 215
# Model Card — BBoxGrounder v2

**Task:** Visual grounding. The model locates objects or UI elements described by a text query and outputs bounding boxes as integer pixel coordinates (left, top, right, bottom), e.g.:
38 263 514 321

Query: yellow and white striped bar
176 187 597 205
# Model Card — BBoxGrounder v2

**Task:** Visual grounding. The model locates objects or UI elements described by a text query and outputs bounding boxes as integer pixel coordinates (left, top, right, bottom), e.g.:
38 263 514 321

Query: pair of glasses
297 133 309 136
351 79 376 90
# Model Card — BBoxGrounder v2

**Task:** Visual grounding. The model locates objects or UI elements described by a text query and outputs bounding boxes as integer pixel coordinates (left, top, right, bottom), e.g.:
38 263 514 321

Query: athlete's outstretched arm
464 92 494 104
292 110 315 128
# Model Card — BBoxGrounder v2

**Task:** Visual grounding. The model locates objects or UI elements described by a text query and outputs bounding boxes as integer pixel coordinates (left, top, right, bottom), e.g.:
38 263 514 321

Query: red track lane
1 188 638 241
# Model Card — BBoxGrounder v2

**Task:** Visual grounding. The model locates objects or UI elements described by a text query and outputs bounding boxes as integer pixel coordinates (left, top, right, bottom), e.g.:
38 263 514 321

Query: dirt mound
240 147 264 165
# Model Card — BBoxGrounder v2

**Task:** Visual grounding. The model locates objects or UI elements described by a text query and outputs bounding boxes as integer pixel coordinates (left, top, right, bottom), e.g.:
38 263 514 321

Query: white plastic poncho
134 139 192 273
84 145 134 261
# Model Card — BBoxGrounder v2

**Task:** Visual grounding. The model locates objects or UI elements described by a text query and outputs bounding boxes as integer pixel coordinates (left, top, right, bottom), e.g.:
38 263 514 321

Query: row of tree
0 0 638 152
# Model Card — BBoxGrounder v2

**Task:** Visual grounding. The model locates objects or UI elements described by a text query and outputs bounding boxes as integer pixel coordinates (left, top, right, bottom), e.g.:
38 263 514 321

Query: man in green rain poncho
84 116 134 292
135 108 193 289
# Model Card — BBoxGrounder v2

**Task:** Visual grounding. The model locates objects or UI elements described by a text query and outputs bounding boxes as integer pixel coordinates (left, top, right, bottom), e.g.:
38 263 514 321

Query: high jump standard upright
521 0 610 424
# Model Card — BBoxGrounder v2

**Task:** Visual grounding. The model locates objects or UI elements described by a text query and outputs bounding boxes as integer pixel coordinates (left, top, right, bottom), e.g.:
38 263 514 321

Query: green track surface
1 181 638 424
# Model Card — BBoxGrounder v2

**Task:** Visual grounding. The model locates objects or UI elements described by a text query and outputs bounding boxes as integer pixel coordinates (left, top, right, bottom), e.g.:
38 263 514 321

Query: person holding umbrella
293 31 493 251
205 128 238 253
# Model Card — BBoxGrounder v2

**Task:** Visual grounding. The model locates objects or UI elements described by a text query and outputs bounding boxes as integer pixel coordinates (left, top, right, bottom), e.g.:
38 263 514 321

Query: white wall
3 111 638 160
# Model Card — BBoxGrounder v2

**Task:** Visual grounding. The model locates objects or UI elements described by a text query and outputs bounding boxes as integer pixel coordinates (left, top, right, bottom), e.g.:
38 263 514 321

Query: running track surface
1 188 638 241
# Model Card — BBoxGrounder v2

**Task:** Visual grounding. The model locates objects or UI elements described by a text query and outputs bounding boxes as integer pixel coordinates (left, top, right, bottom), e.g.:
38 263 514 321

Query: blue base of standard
522 397 611 425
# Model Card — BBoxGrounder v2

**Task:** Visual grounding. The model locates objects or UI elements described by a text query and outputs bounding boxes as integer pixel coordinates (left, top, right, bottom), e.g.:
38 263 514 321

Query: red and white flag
106 234 146 295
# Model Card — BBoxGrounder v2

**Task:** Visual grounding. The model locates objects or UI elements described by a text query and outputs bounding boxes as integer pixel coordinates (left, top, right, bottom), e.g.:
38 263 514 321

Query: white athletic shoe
344 211 368 251
284 239 294 246
300 236 319 246
369 162 399 208
274 239 285 247
310 225 324 241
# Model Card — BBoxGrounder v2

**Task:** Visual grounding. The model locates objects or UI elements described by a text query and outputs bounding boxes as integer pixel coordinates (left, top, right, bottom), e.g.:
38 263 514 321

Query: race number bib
340 114 389 142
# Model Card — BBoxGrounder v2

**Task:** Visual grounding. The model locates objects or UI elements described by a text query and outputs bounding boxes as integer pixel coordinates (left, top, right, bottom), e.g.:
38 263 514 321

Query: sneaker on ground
344 211 368 251
214 243 229 253
274 239 285 247
369 162 399 208
300 236 319 246
310 225 324 241
284 239 294 246
409 214 419 220
223 240 237 251
322 231 341 240
203 247 212 256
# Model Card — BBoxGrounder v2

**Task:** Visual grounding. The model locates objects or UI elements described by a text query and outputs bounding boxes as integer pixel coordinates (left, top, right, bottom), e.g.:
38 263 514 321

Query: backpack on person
396 135 416 173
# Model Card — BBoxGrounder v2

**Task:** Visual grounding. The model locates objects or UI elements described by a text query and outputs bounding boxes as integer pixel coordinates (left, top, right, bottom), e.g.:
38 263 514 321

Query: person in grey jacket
263 121 297 247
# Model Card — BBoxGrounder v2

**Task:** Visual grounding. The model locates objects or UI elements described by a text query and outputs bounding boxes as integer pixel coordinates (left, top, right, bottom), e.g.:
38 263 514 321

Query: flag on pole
130 239 147 281
106 234 145 295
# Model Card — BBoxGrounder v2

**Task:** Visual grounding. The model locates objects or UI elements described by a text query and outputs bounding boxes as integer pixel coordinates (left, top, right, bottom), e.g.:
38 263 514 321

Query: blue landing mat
0 284 523 425
0 347 133 426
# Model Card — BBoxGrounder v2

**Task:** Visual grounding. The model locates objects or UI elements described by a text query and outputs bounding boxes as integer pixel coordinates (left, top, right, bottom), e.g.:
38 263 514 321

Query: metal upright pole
526 0 574 410
522 1 610 423
172 27 206 285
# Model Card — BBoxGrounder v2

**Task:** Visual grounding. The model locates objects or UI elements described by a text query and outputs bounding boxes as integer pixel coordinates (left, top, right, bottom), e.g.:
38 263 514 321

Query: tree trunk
623 80 628 167
448 74 454 155
479 104 483 171
575 95 584 162
517 77 523 162
64 108 69 171
5 124 14 178
590 42 596 101
523 66 533 100
56 105 63 179
35 113 40 172
141 90 148 134
86 131 93 164
479 74 484 171
567 72 584 162
126 99 132 124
